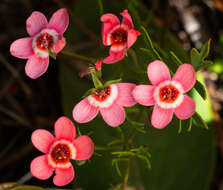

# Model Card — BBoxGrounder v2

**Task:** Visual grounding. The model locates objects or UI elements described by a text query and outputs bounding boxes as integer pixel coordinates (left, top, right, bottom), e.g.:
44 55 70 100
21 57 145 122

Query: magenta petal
31 129 54 153
174 95 195 119
127 29 140 49
100 103 125 127
115 83 136 107
49 8 69 35
25 55 49 79
73 136 94 160
132 85 155 106
73 98 99 123
53 166 74 186
53 37 66 55
30 155 54 180
103 49 125 64
172 64 196 92
151 105 173 129
10 38 34 59
26 11 48 36
120 9 134 29
100 13 120 46
54 116 76 140
147 60 171 86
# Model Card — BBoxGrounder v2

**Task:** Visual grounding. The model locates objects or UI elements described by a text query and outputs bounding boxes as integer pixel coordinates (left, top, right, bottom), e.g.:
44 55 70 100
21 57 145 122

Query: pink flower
95 59 103 70
10 8 69 79
30 116 94 186
132 60 196 129
101 10 140 64
73 83 136 127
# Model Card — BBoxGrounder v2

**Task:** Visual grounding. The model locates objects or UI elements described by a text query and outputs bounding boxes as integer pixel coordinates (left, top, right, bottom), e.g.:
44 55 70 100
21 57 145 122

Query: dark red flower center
51 143 71 164
111 28 127 44
36 32 54 51
159 85 180 103
91 86 111 102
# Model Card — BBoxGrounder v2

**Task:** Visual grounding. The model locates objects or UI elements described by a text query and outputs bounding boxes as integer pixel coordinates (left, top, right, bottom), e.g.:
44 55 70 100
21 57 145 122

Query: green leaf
48 50 56 60
170 51 183 66
194 80 207 100
82 88 97 98
104 78 122 88
140 26 162 61
190 40 212 71
192 112 208 129
208 60 223 74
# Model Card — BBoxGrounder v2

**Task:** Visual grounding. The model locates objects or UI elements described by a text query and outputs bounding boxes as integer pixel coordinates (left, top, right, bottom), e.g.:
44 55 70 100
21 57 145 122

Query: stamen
51 143 71 164
111 28 127 44
91 86 111 102
36 32 54 51
159 84 180 103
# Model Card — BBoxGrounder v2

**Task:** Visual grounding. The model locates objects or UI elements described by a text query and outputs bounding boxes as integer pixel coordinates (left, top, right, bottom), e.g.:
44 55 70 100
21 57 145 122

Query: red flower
101 10 140 64
30 116 94 186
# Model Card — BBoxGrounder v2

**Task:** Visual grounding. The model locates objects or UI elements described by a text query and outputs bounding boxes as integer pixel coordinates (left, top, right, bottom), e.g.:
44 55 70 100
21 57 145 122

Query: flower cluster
10 8 197 187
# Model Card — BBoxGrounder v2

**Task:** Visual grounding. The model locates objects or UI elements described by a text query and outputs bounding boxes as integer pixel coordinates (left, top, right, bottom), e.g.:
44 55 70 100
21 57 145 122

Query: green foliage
190 40 213 71
194 80 207 100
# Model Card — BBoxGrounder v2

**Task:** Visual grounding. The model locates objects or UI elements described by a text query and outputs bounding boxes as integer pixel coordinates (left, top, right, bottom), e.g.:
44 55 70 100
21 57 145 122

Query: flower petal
49 8 69 35
100 13 120 46
53 37 66 55
73 98 99 123
100 103 125 127
103 49 125 64
120 9 134 30
132 85 155 106
30 155 54 180
115 83 136 107
25 55 49 79
95 59 103 71
73 136 94 160
172 64 196 92
53 166 74 186
147 60 171 86
10 38 34 59
174 95 195 119
151 105 173 129
31 129 54 153
54 116 76 140
127 29 140 49
26 11 48 36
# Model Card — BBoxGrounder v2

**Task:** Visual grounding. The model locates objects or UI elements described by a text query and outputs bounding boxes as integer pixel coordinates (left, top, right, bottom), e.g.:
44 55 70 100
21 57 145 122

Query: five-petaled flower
10 8 69 79
132 60 196 129
101 10 140 64
73 83 136 127
30 116 94 186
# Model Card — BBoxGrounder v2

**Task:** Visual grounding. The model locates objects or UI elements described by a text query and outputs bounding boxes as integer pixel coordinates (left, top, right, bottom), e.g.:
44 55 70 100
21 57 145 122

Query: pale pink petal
30 155 54 180
26 11 48 36
132 85 155 106
53 37 66 55
100 103 125 127
25 55 49 79
100 13 120 46
174 95 195 119
147 60 171 86
53 166 74 186
10 38 34 59
49 8 69 34
73 136 94 160
115 83 136 107
31 129 54 153
172 64 196 92
103 49 125 64
127 29 140 49
73 98 99 123
54 116 76 140
151 105 173 129
120 9 134 30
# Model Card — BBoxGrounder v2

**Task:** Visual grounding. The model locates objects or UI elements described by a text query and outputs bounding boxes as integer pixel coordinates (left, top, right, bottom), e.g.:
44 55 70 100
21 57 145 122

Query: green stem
60 50 96 63
90 71 103 89
121 161 130 190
